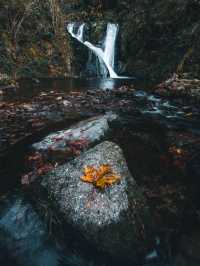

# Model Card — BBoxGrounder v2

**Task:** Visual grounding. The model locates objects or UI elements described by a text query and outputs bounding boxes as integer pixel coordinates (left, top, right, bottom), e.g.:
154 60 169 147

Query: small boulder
39 141 155 263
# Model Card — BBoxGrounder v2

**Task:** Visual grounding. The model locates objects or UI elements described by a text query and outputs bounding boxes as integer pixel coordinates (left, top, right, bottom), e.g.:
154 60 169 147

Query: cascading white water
104 23 118 73
67 23 85 43
67 22 119 78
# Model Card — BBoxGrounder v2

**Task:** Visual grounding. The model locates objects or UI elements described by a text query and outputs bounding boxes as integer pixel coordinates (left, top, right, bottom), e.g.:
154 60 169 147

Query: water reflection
13 78 133 99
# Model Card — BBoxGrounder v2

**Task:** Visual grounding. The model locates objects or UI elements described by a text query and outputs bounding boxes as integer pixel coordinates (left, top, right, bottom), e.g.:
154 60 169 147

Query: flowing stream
1 78 200 266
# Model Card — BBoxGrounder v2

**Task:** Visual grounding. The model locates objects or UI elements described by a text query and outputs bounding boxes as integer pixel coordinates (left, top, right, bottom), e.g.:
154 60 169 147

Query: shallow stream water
1 78 200 266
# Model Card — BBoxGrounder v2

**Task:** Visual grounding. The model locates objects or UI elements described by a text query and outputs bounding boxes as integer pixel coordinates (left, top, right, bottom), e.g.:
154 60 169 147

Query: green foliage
17 59 49 78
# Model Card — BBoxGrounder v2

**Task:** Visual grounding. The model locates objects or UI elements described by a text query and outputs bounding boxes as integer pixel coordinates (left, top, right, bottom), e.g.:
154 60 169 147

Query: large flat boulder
39 141 155 263
30 113 117 165
32 112 117 152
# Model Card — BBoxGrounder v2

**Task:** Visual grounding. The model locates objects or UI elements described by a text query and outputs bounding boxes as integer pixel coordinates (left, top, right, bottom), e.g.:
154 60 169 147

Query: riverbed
0 78 200 266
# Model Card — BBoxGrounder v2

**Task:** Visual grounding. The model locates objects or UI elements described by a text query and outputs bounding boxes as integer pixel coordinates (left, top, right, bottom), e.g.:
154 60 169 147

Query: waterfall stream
67 23 120 78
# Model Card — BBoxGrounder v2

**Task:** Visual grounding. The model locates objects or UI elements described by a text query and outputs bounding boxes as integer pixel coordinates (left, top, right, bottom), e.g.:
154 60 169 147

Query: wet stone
38 141 155 263
31 113 117 164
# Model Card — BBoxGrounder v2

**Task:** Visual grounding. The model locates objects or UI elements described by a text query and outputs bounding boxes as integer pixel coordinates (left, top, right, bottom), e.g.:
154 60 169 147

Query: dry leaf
80 164 120 189
81 166 98 183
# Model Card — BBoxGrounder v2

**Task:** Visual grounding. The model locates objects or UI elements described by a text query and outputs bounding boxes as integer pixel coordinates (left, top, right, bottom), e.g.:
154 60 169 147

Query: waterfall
67 22 119 78
104 23 118 73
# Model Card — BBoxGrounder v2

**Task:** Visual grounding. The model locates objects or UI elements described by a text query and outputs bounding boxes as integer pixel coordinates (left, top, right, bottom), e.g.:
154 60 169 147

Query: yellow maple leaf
80 166 97 183
80 164 120 189
95 174 120 189
98 164 112 177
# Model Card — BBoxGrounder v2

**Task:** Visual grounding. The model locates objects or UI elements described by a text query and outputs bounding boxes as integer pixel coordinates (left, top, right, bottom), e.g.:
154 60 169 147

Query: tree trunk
49 0 73 76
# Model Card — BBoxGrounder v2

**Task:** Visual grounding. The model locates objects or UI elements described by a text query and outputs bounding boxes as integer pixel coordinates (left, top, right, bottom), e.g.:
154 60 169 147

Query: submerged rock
0 197 61 266
0 195 110 266
39 141 155 263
